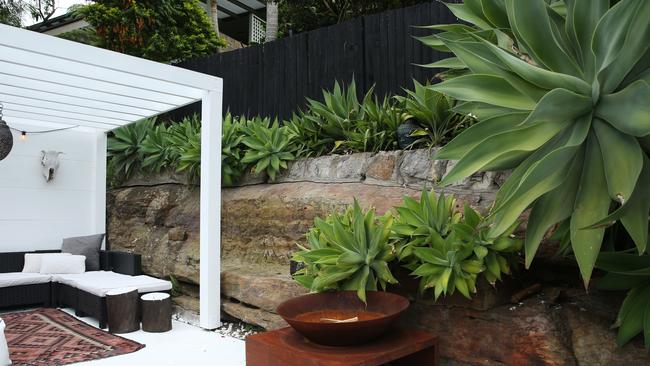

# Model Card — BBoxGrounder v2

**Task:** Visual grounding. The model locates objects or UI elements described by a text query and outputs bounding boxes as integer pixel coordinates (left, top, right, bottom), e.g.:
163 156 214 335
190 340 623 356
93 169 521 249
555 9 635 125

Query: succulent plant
241 119 296 182
391 190 461 261
292 200 398 303
421 0 650 290
597 252 650 348
221 114 246 186
392 190 521 299
394 79 474 147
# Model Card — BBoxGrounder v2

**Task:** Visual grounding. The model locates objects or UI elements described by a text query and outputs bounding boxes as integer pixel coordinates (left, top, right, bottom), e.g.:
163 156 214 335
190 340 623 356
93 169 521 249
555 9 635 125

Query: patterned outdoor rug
2 308 144 365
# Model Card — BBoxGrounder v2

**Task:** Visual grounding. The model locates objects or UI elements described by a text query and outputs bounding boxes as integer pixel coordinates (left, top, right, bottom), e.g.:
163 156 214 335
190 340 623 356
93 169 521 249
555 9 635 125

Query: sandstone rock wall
107 149 650 365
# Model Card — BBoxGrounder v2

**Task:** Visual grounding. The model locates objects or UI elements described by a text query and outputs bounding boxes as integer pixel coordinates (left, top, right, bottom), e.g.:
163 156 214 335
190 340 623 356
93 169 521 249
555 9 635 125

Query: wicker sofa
0 250 171 329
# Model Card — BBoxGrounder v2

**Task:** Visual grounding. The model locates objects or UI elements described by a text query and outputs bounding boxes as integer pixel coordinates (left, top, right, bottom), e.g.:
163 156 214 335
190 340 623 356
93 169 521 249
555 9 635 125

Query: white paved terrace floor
60 308 246 366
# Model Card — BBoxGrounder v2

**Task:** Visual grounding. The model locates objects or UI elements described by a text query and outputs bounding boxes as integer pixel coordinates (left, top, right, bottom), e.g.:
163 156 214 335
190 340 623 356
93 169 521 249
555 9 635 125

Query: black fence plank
170 1 457 121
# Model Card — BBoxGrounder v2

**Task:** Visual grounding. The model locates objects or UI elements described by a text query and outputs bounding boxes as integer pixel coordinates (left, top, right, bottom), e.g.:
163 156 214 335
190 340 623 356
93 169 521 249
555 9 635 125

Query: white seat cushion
0 272 52 288
53 271 171 297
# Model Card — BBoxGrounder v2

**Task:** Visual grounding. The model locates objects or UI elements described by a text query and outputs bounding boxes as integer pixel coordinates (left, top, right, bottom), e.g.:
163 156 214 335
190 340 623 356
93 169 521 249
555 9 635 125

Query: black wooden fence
172 1 458 120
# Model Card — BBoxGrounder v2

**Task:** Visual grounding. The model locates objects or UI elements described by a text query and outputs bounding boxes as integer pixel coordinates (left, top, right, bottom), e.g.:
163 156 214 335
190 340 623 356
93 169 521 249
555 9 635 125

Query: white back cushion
22 253 71 273
0 319 11 366
40 255 86 274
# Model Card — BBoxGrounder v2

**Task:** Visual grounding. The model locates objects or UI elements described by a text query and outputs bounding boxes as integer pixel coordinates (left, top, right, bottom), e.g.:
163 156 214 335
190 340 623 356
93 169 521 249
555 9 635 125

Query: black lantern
0 103 13 161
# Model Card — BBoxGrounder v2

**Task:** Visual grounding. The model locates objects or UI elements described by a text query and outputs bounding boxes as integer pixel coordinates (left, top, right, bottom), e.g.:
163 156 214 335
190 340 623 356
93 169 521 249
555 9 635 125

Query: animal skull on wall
41 150 63 182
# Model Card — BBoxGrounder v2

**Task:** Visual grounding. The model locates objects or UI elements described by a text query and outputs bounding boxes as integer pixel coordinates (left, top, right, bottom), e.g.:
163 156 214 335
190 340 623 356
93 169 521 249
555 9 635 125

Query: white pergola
0 24 223 329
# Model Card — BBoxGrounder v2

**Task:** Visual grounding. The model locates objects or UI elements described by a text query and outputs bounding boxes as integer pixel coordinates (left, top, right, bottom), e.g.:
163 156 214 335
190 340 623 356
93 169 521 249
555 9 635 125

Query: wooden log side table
246 327 438 366
106 287 140 334
141 292 172 332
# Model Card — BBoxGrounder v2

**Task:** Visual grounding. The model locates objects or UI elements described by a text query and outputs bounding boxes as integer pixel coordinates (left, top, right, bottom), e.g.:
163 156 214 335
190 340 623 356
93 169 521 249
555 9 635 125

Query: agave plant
421 0 650 291
140 120 176 174
393 190 521 299
292 200 398 303
221 114 246 186
107 118 155 180
596 252 650 348
241 119 296 182
391 190 461 261
394 79 474 147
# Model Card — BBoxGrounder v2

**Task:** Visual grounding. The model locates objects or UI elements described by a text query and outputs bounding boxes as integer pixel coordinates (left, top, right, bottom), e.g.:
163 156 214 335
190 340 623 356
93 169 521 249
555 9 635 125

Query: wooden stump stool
141 292 172 333
106 287 140 334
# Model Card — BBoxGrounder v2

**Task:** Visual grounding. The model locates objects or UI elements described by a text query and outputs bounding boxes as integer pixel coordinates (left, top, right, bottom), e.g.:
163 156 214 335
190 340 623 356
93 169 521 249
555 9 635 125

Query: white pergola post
93 131 108 249
200 90 223 329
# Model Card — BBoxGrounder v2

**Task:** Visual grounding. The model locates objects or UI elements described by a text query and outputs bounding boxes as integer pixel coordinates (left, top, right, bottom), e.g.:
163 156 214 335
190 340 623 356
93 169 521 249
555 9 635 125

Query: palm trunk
265 1 278 42
209 0 220 37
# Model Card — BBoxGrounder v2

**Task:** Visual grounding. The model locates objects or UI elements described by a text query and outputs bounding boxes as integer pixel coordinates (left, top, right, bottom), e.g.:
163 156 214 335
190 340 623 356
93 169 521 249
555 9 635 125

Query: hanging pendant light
0 103 13 161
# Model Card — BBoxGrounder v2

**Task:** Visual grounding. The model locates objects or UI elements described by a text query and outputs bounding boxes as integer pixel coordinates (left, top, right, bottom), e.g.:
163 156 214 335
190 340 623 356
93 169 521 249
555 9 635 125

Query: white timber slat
0 45 204 99
0 73 174 112
4 104 130 126
0 84 153 117
0 61 195 106
3 111 116 130
0 24 222 92
5 117 102 133
0 93 143 121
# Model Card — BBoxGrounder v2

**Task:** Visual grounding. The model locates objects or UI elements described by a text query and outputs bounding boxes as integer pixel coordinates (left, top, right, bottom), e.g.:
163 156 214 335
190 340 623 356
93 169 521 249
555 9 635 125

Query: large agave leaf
570 133 611 287
596 80 650 137
431 74 536 110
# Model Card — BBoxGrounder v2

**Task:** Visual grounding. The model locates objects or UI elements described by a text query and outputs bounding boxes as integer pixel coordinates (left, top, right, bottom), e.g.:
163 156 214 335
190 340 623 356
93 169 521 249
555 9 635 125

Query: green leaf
520 88 592 125
593 118 643 203
430 74 537 111
564 0 608 80
616 286 650 346
418 57 466 69
436 113 528 160
504 0 581 76
570 133 612 288
596 80 650 137
524 152 582 268
440 120 566 186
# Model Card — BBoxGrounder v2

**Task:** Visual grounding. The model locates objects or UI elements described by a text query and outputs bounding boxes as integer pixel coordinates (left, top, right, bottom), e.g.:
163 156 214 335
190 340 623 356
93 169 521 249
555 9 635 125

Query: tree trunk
265 1 278 42
210 0 220 37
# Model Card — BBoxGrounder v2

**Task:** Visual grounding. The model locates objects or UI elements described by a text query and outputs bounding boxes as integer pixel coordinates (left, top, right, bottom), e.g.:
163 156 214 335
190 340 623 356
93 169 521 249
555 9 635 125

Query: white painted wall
0 121 105 252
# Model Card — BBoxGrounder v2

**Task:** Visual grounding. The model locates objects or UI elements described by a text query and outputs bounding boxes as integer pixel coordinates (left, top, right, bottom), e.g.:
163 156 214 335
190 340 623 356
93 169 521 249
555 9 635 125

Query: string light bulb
20 131 27 141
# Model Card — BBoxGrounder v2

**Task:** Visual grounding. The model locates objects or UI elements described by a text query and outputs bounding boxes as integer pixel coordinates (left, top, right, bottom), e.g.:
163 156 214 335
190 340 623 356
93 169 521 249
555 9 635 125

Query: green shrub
392 190 521 299
107 118 154 180
292 199 398 303
395 79 474 147
419 0 650 346
597 252 650 348
140 122 175 173
241 118 296 182
221 114 246 186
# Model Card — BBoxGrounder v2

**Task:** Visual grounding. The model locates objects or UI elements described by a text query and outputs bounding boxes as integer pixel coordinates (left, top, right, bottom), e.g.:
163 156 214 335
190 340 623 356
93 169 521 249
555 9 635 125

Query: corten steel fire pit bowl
276 291 410 346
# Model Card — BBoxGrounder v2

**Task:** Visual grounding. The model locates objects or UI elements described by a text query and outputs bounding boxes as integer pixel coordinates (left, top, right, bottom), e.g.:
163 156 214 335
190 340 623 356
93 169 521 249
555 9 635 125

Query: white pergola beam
0 94 144 121
0 61 195 106
0 45 205 99
0 73 175 112
3 111 116 130
0 24 222 92
199 90 222 329
0 85 153 117
4 104 129 126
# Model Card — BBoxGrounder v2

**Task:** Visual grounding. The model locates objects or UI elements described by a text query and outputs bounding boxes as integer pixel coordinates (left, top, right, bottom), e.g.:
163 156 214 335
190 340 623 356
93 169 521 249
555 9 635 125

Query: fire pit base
245 327 438 366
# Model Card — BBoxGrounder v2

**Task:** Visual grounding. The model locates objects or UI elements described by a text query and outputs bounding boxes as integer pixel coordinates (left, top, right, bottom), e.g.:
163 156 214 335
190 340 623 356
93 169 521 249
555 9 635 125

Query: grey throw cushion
61 234 105 271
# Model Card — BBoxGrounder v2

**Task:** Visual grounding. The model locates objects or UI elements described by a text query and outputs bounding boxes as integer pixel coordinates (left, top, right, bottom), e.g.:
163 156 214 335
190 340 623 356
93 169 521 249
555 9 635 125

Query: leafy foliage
394 79 474 147
292 200 398 303
74 0 225 63
278 0 432 35
221 114 246 187
296 80 403 155
421 0 650 290
392 190 521 299
597 252 650 348
241 118 296 182
0 0 24 26
107 118 155 181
